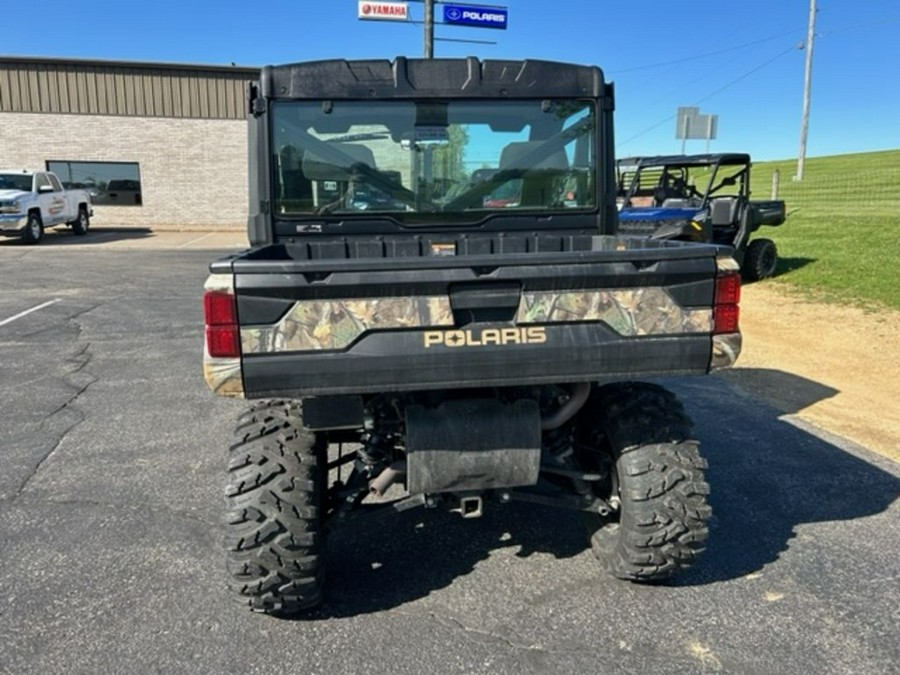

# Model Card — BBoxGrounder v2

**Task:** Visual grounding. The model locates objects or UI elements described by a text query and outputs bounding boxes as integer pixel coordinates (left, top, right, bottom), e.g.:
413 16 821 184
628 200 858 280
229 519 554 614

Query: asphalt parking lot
1 233 898 674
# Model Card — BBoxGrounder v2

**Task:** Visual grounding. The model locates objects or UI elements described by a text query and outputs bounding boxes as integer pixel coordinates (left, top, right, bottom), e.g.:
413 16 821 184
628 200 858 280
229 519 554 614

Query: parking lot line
0 298 60 327
177 232 216 248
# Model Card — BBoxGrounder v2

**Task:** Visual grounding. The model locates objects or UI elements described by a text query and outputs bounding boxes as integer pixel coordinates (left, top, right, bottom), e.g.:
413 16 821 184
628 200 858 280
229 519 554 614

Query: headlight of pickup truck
0 200 22 214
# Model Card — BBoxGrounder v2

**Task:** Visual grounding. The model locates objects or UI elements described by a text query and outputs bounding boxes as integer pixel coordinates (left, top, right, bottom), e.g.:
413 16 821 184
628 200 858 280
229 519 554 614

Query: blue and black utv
616 153 786 280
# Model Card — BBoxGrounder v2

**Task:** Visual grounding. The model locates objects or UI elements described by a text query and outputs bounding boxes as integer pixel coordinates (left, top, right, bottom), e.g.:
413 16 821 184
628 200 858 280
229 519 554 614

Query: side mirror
38 184 55 193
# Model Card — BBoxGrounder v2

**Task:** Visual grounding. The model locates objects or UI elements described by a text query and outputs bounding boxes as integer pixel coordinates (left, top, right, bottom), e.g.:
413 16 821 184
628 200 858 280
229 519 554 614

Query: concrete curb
90 223 245 233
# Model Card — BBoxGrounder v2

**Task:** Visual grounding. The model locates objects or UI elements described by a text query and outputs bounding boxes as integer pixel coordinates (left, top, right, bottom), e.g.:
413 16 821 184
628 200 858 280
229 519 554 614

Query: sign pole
424 0 434 58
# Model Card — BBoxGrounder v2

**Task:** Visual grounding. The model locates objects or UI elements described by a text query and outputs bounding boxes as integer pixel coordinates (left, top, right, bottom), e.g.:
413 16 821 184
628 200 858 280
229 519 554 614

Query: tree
433 125 469 184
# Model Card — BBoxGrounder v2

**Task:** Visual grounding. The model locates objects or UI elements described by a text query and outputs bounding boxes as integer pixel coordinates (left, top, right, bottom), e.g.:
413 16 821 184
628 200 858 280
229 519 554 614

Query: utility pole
796 0 817 181
424 0 434 58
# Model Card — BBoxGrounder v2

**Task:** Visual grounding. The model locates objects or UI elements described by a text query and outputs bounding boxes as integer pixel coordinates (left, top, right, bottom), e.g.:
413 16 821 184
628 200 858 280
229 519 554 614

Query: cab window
35 174 54 192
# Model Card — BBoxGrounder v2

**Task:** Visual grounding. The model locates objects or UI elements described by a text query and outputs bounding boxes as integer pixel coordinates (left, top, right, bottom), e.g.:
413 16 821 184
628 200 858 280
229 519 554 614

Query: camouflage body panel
242 296 454 353
515 288 712 336
717 255 741 273
204 273 234 293
240 285 712 355
203 356 245 397
711 333 742 370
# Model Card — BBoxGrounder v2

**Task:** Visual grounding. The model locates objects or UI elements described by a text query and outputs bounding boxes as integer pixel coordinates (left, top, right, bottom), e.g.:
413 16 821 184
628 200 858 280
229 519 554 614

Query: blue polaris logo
442 4 508 29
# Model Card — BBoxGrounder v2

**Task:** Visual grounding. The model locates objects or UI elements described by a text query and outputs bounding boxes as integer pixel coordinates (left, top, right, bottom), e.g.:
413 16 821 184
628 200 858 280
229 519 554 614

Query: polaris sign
442 4 508 30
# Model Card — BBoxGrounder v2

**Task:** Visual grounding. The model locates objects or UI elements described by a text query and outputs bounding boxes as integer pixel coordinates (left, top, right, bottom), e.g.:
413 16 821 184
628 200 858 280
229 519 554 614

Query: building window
45 161 142 206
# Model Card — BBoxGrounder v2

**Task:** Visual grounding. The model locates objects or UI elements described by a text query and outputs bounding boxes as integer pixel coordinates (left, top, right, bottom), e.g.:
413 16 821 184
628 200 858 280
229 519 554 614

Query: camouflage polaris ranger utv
202 57 742 616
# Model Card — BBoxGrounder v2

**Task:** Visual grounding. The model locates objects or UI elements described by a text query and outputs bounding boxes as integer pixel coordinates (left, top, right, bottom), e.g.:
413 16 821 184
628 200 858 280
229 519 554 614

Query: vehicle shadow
297 373 898 618
666 375 900 587
774 256 816 276
315 497 585 619
0 227 153 247
718 367 838 415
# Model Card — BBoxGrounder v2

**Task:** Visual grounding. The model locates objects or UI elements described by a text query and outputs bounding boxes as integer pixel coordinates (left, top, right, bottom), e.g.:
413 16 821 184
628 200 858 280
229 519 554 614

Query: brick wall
0 112 247 229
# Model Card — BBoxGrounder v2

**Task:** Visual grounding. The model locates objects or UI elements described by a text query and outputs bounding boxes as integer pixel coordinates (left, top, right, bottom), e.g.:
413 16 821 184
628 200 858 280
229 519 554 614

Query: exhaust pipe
368 462 407 497
541 382 591 430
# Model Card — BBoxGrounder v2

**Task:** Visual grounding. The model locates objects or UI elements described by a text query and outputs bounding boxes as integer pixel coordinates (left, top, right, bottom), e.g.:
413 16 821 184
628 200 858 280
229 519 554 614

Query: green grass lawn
748 149 900 310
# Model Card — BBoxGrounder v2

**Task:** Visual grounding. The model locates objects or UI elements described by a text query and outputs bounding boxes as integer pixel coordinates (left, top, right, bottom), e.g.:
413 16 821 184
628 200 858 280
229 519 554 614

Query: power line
695 44 799 106
436 36 498 45
608 28 806 75
613 8 900 152
816 14 900 38
616 43 800 149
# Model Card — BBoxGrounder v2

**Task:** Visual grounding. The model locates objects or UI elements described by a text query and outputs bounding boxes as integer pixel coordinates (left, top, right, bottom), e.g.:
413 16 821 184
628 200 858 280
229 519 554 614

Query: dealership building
0 56 258 229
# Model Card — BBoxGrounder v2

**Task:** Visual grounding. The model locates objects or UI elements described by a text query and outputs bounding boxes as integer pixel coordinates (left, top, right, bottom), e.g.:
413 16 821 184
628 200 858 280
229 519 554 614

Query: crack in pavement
1 299 220 534
43 343 94 414
16 303 99 340
10 327 97 501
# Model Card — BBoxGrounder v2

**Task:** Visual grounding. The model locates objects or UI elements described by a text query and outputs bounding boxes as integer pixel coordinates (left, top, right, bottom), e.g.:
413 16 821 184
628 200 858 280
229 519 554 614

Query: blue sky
10 0 900 161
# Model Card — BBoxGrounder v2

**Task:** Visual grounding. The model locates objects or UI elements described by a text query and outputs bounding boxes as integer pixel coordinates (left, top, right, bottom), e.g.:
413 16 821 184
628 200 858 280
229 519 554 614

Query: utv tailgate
208 235 730 397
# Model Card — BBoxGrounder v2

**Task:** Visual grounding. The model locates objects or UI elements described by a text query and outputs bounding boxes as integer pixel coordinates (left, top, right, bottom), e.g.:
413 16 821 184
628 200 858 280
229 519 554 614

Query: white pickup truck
0 170 93 244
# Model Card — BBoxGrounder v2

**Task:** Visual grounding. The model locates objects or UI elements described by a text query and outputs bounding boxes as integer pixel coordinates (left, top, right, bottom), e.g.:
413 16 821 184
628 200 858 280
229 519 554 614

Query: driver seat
302 143 377 181
500 141 568 207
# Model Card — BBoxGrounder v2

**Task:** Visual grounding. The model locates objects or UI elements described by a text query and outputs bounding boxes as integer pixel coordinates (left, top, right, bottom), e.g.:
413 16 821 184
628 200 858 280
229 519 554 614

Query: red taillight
715 274 741 305
204 291 236 326
714 304 740 334
713 273 741 334
206 326 241 358
204 291 240 357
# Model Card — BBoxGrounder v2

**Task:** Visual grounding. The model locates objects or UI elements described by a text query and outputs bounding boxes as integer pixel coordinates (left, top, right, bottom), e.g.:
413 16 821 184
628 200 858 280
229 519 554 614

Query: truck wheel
743 238 777 281
22 212 43 245
225 400 327 615
575 382 711 581
71 206 90 235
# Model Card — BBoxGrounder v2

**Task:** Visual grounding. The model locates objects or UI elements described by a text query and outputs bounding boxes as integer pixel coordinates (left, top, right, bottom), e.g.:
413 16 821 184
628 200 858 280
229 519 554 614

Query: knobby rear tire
224 400 327 616
577 382 712 581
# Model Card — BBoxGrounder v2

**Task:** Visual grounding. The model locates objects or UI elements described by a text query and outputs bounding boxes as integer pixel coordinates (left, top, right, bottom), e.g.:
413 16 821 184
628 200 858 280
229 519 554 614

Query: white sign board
676 106 718 140
358 1 409 21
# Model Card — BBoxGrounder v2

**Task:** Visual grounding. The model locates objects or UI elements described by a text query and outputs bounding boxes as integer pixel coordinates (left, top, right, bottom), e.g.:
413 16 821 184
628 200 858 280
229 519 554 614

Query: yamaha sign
358 1 409 21
442 4 508 30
